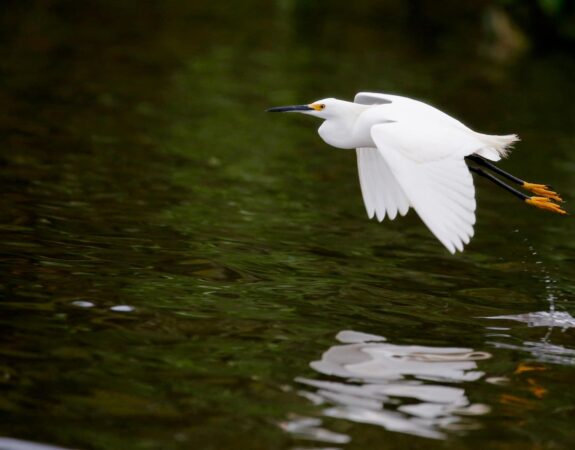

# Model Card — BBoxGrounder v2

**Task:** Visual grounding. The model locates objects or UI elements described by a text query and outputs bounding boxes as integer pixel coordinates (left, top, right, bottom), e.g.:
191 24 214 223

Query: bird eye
319 104 326 110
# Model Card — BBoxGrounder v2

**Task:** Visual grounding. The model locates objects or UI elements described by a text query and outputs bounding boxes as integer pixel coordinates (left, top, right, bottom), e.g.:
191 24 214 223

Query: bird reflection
284 330 492 443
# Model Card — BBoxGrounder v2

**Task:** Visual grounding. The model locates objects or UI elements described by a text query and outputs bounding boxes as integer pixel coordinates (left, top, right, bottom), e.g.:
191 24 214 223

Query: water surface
0 2 574 449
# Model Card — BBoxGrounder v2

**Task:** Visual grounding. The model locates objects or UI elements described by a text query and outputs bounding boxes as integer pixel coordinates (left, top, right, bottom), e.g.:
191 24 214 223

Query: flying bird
267 92 565 253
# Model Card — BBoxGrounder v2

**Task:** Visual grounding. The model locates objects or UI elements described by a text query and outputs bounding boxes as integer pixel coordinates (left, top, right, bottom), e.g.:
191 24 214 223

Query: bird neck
317 102 370 149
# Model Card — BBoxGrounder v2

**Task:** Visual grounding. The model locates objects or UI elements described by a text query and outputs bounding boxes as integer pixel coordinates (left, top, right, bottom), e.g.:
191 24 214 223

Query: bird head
267 98 339 119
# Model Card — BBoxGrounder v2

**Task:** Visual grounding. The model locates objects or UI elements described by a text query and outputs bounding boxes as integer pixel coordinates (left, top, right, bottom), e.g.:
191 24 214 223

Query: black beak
266 105 313 113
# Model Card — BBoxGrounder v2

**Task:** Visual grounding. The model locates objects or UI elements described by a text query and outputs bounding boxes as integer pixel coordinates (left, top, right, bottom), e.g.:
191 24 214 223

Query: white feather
370 124 476 254
355 92 518 161
269 92 522 253
356 147 410 222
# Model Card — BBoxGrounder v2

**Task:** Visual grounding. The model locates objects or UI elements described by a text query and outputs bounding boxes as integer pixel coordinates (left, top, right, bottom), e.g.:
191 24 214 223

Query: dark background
0 1 574 449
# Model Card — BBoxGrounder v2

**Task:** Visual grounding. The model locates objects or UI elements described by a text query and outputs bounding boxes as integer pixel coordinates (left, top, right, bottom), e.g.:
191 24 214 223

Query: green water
1 1 574 449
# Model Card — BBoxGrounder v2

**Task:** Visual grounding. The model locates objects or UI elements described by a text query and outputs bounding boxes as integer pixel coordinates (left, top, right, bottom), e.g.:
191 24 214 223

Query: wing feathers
369 149 389 220
356 148 410 223
370 125 477 253
371 149 398 220
426 176 477 215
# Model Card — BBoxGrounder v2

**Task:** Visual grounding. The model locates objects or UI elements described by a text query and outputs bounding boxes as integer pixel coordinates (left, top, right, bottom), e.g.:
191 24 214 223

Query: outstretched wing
356 92 516 162
354 92 393 105
355 92 468 132
370 123 477 253
356 147 410 221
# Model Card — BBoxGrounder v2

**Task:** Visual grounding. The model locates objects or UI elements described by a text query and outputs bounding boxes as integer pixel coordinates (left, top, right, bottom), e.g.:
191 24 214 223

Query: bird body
268 92 564 253
315 94 515 158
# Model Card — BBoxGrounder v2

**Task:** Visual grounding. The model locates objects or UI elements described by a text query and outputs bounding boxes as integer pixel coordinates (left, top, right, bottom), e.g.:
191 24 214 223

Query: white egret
268 92 565 253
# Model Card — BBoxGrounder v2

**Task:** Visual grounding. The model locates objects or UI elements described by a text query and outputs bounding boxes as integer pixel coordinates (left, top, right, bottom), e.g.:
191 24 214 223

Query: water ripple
486 311 575 330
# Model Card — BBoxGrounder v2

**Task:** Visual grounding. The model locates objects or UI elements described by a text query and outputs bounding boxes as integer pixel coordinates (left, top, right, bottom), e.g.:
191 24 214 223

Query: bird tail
474 133 519 161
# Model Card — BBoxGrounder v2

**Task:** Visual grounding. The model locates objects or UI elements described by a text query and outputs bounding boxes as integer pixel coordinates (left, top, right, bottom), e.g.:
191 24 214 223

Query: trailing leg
469 166 567 215
466 155 563 202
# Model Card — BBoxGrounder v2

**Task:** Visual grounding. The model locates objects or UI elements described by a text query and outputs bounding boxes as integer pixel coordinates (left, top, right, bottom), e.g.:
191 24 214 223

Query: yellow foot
526 196 567 215
523 182 563 202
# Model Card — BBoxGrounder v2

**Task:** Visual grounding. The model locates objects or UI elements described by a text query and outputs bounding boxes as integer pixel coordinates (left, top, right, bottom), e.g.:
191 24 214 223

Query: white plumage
268 92 527 253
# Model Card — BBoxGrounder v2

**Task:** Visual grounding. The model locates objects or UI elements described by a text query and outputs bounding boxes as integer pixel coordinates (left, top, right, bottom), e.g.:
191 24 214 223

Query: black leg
466 155 523 185
465 155 562 202
469 166 567 215
469 167 528 200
